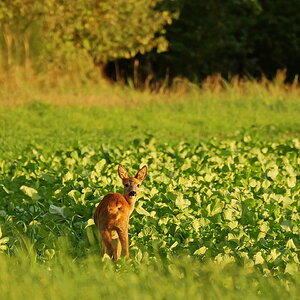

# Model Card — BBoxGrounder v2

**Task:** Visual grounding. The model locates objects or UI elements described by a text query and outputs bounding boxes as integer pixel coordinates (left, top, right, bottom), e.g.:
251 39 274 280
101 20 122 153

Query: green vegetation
0 0 172 78
1 1 299 298
1 133 300 272
0 253 299 300
1 75 300 159
1 78 300 297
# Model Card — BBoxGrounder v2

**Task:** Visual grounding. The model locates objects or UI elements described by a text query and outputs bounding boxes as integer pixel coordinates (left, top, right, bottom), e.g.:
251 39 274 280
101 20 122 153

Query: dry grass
0 65 176 107
0 66 299 108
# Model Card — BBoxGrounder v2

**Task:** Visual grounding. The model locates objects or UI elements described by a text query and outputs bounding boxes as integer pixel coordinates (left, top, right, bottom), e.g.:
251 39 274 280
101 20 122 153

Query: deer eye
137 184 140 187
125 184 129 187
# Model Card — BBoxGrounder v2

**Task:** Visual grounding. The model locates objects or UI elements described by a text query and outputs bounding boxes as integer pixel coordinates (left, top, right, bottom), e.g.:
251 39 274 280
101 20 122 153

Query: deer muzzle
128 191 136 197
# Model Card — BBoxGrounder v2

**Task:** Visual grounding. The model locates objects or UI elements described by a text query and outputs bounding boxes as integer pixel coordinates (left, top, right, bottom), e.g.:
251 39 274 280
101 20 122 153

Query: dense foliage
0 0 171 71
154 0 300 81
1 0 299 82
1 135 299 277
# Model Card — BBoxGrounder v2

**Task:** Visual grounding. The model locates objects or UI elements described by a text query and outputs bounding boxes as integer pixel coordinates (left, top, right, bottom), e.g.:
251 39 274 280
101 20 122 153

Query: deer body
93 165 147 262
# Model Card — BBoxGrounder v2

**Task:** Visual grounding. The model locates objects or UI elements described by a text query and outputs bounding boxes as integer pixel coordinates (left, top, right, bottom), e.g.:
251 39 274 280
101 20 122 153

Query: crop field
0 79 300 299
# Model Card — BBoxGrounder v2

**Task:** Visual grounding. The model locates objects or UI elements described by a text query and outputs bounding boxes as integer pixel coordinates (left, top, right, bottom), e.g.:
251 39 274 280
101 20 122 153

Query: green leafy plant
0 135 299 277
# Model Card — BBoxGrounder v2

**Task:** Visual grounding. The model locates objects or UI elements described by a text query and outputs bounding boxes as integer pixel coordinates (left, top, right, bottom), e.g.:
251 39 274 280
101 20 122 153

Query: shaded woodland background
1 0 299 87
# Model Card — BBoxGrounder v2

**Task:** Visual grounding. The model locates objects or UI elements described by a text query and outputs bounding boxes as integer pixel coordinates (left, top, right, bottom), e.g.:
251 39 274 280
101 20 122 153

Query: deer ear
135 165 148 181
118 165 129 179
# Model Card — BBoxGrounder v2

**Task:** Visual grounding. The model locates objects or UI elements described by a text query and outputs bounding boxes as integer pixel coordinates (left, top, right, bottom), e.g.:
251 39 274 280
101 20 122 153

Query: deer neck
124 195 137 215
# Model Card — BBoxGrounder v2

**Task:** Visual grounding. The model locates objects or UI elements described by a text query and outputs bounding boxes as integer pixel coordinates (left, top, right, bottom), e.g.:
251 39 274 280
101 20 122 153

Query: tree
0 0 173 75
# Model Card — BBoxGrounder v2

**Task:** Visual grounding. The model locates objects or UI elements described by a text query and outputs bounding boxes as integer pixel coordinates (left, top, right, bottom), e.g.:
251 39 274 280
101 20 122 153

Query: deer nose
129 191 136 196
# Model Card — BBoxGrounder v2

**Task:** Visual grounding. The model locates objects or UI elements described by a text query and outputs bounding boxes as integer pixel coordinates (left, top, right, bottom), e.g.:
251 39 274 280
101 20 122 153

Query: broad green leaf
63 171 74 182
262 180 271 189
259 223 269 233
68 190 82 202
267 168 278 180
223 209 233 221
227 221 238 230
286 165 296 176
136 204 150 216
49 205 66 218
267 249 280 262
20 185 41 200
192 219 201 231
85 218 95 229
287 176 296 188
286 239 297 249
194 246 207 255
208 199 224 216
249 179 257 188
175 194 191 210
204 173 214 182
254 252 264 265
282 196 293 208
166 192 177 202
94 159 106 174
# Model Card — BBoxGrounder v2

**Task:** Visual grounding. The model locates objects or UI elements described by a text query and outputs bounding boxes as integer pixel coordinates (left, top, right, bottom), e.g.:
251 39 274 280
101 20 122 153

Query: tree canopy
1 0 299 83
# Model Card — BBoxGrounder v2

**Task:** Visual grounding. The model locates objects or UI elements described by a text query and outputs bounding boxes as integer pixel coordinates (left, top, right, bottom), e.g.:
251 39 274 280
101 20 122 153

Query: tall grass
1 67 300 159
0 65 299 105
0 251 299 300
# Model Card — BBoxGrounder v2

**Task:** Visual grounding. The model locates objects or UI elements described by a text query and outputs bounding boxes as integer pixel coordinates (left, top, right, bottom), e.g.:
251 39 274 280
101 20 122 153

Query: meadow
0 75 300 299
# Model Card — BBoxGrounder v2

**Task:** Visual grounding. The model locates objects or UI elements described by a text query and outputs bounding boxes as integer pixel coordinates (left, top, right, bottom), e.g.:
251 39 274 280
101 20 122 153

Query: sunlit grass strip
0 252 299 300
0 65 299 107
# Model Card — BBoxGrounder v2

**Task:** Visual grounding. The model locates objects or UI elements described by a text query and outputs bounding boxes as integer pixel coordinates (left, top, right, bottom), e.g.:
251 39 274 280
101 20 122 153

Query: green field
1 77 300 159
0 79 300 299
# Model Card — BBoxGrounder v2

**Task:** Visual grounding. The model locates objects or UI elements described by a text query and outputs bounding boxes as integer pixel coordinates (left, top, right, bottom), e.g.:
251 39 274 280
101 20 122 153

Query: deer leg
116 227 129 259
115 238 122 260
112 238 122 261
101 230 114 259
97 231 105 256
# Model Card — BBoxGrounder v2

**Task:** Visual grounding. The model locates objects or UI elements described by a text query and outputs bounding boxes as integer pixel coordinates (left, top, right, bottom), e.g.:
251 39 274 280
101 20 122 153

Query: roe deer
93 164 148 262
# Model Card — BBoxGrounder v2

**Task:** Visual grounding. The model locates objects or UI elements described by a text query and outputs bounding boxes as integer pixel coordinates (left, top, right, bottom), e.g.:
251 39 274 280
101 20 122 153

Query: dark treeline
106 0 300 85
1 0 299 86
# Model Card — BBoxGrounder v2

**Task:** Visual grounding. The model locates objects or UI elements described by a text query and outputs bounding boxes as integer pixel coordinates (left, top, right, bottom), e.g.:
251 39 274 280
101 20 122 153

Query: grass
1 73 300 159
0 252 299 300
1 69 300 299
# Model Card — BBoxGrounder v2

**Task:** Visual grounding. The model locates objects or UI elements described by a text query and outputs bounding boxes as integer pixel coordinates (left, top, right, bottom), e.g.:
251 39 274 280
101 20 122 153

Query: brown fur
93 165 147 262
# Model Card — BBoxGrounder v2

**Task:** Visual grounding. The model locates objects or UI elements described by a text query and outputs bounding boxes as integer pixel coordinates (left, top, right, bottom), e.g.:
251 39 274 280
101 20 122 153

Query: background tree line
0 0 299 86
